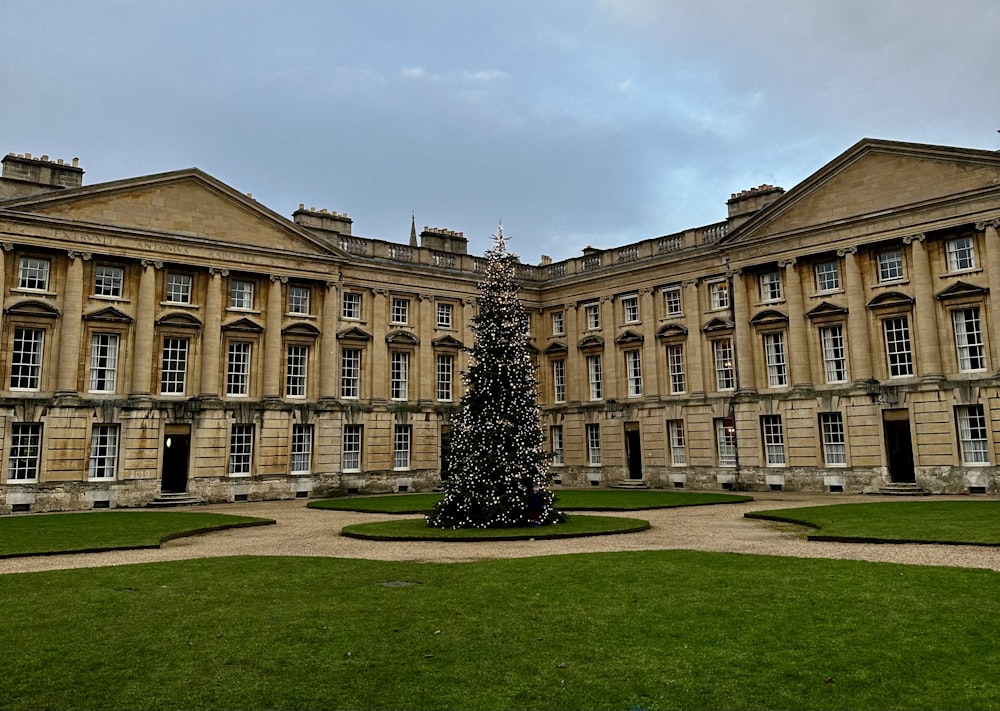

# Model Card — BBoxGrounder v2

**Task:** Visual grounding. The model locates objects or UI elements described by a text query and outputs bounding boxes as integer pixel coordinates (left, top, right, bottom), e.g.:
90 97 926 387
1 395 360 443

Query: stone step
147 492 205 508
877 483 929 496
612 480 650 489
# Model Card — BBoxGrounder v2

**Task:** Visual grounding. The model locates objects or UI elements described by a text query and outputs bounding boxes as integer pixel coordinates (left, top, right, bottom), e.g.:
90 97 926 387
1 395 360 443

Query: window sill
11 288 56 297
286 312 316 319
90 295 129 303
226 307 261 315
160 301 198 309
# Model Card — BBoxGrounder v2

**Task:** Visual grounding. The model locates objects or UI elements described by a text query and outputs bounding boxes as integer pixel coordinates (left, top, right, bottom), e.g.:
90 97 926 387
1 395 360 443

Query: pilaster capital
67 250 92 262
836 246 858 257
418 293 433 302
375 288 389 297
462 298 475 307
681 278 699 289
639 286 654 296
975 219 1000 231
1 242 12 252
902 233 926 245
600 295 613 304
140 259 163 270
778 257 797 269
325 280 338 290
269 274 289 284
208 267 229 278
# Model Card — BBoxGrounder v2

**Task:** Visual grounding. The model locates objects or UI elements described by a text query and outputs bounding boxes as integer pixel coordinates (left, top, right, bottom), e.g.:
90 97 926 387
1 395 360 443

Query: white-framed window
551 425 564 465
552 360 566 403
819 412 846 466
587 354 603 400
226 342 251 397
763 332 788 387
342 424 362 472
713 338 735 391
584 302 600 330
668 420 686 466
342 292 362 320
436 302 453 328
390 351 409 400
229 424 254 476
436 354 453 402
391 297 409 325
18 257 50 291
341 348 360 398
625 350 642 397
663 286 682 316
715 417 736 467
285 344 308 397
160 337 188 395
165 272 193 304
709 280 729 310
10 327 44 391
290 424 313 474
551 311 565 335
88 424 119 480
288 285 311 314
946 236 975 272
819 325 847 383
622 295 639 323
761 414 785 466
393 424 411 469
88 333 120 393
953 307 985 372
94 265 124 297
814 261 840 292
883 316 913 377
8 423 42 481
586 423 601 465
667 344 686 394
956 405 989 465
759 271 782 302
230 280 254 310
877 249 904 283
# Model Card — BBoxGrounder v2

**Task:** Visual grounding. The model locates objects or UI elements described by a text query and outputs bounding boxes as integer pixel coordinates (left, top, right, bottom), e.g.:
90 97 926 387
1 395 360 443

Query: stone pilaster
683 280 704 395
320 280 338 399
199 268 226 398
639 287 658 396
56 251 89 394
130 260 160 396
905 234 942 379
979 220 1000 374
417 294 434 402
840 247 872 381
0 243 11 338
731 271 755 392
600 295 617 399
780 258 811 388
371 289 388 401
263 275 286 399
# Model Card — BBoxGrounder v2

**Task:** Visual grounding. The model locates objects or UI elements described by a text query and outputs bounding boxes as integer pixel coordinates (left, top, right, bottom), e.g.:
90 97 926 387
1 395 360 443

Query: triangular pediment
84 306 133 323
386 329 419 346
222 317 264 333
614 329 644 345
702 317 734 332
0 169 347 258
656 324 688 340
156 312 202 329
337 326 371 342
544 341 569 354
936 281 989 301
577 335 605 351
725 139 1000 244
5 298 59 318
749 309 788 326
806 301 849 319
867 291 914 310
432 335 464 350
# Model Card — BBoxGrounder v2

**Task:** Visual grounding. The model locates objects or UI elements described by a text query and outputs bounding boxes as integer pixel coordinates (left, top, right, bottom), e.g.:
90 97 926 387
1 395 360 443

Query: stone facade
0 138 999 513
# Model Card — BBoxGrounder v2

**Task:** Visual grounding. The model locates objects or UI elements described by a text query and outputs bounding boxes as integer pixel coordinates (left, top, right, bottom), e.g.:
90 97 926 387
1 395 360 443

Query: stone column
130 260 160 396
840 247 872 381
320 280 339 399
639 287 659 396
56 250 89 394
682 280 704 395
199 268 226 398
371 289 389 401
600 296 618 399
979 221 1000 373
0 243 10 338
731 271 755 392
564 303 581 402
780 258 811 388
905 234 942 379
417 294 434 402
263 275 286 399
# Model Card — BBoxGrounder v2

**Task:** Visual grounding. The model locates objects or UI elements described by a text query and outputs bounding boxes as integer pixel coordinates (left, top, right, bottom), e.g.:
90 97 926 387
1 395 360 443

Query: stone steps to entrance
612 480 650 490
877 483 930 496
147 492 205 508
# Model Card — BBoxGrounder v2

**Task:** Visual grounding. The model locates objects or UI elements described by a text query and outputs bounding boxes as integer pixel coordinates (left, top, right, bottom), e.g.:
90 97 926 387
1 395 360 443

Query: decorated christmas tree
427 227 562 529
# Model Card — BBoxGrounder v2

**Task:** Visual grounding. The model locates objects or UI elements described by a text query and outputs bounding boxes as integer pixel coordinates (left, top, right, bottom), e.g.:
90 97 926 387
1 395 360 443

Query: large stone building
1 138 999 513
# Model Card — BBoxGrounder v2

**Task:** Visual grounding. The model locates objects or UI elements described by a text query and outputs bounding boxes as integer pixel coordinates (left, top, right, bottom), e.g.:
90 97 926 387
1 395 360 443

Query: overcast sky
2 1 998 262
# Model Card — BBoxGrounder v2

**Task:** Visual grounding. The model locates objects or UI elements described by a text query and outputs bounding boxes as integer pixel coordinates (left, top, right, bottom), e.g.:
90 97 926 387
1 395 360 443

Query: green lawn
745 500 1000 545
341 514 650 540
309 489 751 514
2 552 998 710
0 511 274 557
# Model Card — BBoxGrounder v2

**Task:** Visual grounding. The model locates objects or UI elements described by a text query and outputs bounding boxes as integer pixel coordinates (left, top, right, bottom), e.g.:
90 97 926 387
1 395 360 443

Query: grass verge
309 489 751 514
745 500 1000 545
0 511 274 557
340 514 650 541
1 552 998 710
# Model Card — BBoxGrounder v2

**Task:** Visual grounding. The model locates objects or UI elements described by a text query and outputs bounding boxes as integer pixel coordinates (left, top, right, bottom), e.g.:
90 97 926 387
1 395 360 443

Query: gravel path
3 492 1000 575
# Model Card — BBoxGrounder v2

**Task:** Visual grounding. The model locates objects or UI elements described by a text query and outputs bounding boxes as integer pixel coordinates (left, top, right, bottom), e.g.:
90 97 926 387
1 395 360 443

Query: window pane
89 425 119 479
11 328 44 390
94 265 124 297
286 345 308 397
291 424 313 473
89 333 119 393
229 425 253 475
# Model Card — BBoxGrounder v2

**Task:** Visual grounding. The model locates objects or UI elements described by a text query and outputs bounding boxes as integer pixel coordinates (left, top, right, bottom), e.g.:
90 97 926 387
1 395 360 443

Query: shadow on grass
341 514 650 541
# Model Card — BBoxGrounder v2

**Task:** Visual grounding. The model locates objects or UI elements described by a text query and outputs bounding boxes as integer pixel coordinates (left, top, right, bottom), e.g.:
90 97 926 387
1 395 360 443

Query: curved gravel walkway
3 492 1000 575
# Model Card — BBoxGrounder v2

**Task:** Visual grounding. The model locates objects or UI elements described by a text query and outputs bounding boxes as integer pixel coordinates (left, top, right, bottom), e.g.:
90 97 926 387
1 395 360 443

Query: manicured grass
309 489 751 514
2 552 999 710
0 511 274 557
745 500 1000 545
341 514 650 541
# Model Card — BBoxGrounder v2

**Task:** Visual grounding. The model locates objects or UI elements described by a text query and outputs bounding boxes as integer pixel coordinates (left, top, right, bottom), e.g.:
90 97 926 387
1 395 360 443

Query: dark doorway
625 422 642 480
162 427 191 493
882 412 915 483
440 425 454 481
